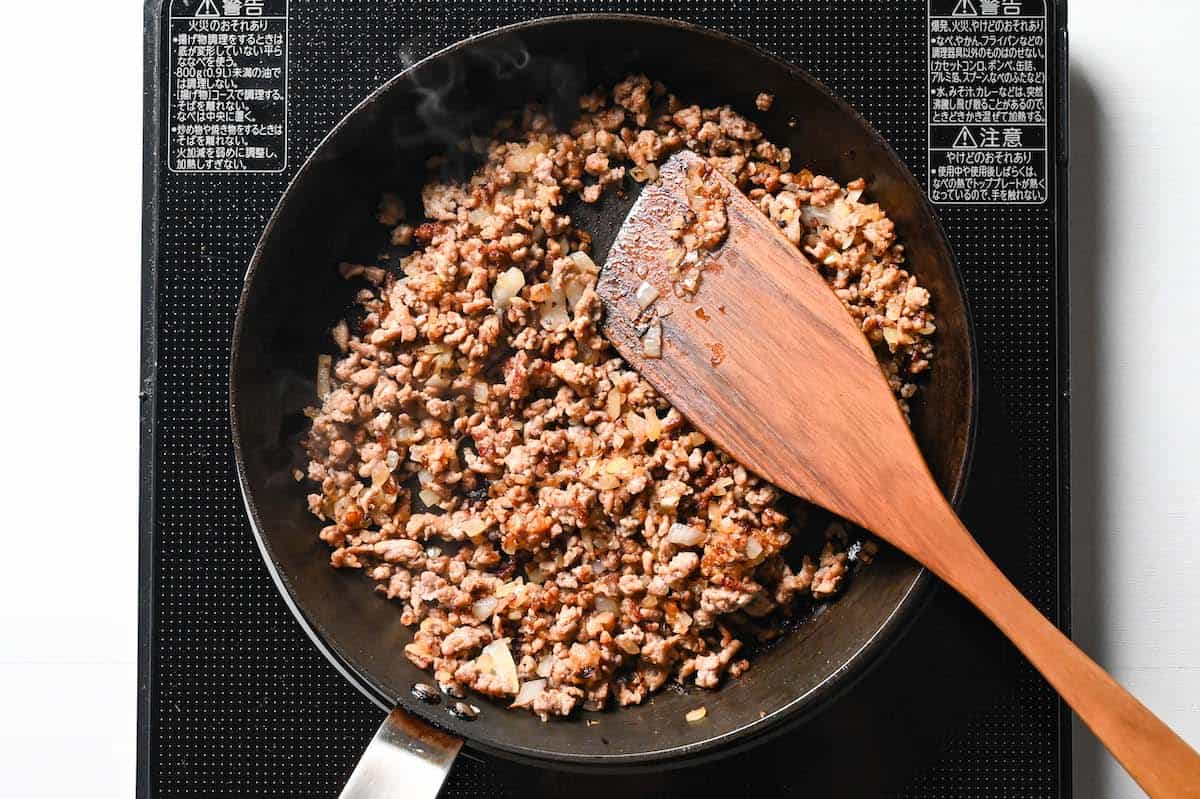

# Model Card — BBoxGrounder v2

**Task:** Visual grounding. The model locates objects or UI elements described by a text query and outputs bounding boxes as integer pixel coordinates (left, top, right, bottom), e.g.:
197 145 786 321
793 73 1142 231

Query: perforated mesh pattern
145 1 1066 796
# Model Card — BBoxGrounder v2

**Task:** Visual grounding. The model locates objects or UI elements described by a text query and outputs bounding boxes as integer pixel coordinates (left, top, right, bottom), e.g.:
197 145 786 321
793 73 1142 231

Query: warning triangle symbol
952 0 979 15
952 127 978 148
196 0 221 16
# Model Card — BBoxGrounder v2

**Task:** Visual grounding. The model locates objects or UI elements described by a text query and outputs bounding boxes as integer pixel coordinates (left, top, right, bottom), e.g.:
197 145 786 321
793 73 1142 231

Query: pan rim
229 11 979 770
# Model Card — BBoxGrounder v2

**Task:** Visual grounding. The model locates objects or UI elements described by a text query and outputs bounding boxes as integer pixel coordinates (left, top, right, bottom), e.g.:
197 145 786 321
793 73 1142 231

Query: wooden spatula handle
911 501 1200 798
602 149 1198 793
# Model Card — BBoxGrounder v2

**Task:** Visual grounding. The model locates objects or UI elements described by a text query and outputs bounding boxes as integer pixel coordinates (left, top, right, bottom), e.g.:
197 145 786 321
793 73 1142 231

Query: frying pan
230 14 978 796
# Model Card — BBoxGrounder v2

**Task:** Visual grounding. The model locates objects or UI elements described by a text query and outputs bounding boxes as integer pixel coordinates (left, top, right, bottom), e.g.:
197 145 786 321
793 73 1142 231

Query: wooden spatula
598 149 1200 798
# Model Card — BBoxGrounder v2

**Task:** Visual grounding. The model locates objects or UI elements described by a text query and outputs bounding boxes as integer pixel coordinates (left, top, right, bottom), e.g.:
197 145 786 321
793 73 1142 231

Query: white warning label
167 0 288 173
927 0 1048 204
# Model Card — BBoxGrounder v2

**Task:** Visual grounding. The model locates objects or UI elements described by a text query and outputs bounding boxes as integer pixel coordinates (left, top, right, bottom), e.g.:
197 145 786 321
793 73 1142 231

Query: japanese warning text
927 0 1048 204
168 0 288 173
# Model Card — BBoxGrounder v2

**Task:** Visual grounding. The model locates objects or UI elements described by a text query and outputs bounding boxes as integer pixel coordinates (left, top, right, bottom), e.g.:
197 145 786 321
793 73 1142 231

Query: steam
385 38 584 180
471 43 532 80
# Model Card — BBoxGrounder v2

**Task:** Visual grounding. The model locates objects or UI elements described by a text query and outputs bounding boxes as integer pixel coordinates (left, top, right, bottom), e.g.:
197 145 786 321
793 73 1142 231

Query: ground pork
301 76 934 720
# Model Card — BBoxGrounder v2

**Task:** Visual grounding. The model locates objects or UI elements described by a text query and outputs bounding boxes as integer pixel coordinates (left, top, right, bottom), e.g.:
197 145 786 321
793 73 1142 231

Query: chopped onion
801 199 854 231
536 655 554 678
370 461 391 487
685 707 707 723
462 516 489 542
606 387 623 420
471 596 498 621
538 285 570 329
331 320 350 353
564 275 587 308
594 596 618 613
418 488 440 507
625 409 647 438
635 280 659 309
671 609 693 634
512 678 547 707
480 639 520 695
643 407 661 442
505 143 545 173
316 354 332 398
595 474 620 491
604 456 633 477
667 523 706 547
569 250 598 275
746 537 764 559
641 320 662 359
492 267 525 311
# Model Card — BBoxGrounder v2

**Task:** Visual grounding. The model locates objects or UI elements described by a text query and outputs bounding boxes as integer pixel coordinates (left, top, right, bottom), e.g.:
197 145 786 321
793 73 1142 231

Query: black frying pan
230 13 978 794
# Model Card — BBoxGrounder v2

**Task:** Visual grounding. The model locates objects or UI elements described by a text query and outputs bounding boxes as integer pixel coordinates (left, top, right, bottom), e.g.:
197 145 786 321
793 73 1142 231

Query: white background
0 1 1194 797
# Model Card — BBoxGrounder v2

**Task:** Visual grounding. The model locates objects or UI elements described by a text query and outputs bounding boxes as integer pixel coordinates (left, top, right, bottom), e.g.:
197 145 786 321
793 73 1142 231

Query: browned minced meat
658 159 731 300
301 75 934 720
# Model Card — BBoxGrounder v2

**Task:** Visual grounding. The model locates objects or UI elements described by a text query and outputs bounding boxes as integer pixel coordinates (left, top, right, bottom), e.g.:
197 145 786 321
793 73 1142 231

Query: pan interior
231 15 975 768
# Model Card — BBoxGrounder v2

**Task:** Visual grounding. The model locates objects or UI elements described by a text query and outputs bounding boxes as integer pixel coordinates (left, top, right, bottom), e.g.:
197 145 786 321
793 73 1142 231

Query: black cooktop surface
139 1 1069 796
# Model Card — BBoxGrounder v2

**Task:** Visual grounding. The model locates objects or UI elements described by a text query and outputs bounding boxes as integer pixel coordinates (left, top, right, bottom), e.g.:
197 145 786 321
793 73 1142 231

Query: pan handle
339 707 463 799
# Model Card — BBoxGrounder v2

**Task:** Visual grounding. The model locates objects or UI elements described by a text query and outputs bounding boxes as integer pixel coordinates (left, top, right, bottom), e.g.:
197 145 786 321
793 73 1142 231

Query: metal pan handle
339 707 463 799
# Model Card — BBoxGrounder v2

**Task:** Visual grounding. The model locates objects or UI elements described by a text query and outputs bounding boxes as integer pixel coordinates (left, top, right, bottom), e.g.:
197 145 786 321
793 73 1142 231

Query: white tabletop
1068 1 1200 795
0 2 1195 797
